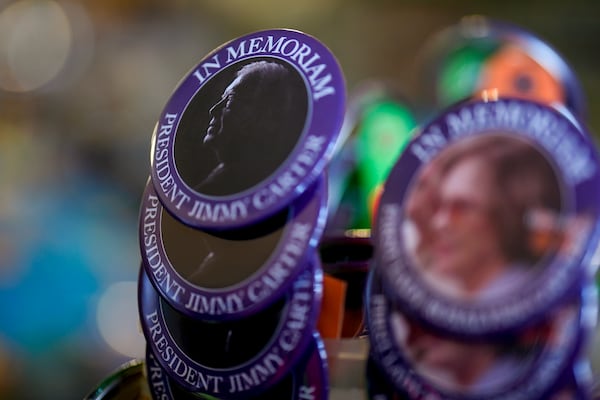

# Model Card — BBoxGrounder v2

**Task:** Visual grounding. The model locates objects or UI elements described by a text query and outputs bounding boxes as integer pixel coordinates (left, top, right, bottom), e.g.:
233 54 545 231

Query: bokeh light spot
0 0 72 92
96 281 145 359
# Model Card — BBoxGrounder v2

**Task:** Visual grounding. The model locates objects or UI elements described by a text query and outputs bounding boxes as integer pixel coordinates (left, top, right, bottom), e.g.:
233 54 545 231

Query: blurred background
0 0 598 398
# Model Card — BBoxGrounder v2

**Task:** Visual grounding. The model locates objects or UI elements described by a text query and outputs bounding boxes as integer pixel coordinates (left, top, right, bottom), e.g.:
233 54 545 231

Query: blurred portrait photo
401 133 589 300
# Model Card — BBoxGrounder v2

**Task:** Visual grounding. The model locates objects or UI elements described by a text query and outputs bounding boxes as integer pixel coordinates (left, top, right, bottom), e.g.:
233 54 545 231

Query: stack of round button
366 97 600 399
136 28 346 399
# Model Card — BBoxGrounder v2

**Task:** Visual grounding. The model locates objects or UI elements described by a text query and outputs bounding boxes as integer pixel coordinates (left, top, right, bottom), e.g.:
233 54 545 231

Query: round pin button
83 359 149 400
138 257 322 399
149 28 346 230
415 15 586 119
366 265 594 400
139 174 326 321
375 97 600 337
145 332 328 400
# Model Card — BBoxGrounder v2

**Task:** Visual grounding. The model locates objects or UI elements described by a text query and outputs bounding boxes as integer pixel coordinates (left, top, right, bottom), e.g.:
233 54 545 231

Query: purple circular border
365 266 593 400
149 28 346 230
145 332 329 400
139 174 327 321
138 258 323 399
375 97 600 336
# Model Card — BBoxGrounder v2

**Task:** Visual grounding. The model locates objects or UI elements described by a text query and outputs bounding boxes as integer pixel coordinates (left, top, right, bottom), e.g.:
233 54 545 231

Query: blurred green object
326 81 417 232
436 43 497 107
415 15 586 120
354 99 416 227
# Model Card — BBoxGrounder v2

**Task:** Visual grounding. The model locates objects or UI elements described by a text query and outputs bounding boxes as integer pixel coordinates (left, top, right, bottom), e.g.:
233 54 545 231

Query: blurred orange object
478 44 565 106
317 274 348 339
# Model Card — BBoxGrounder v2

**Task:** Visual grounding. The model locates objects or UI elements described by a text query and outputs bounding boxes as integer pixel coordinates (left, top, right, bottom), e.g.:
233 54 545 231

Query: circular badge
149 28 346 230
139 174 326 321
145 332 328 400
83 359 148 400
376 97 600 336
415 15 586 119
366 266 592 400
138 257 322 399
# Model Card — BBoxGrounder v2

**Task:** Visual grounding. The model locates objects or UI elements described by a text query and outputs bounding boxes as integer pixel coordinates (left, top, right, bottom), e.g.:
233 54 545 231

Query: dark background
0 1 598 398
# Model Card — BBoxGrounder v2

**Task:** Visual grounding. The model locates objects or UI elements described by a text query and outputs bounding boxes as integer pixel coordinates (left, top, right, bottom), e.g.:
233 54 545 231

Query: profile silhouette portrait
175 58 308 196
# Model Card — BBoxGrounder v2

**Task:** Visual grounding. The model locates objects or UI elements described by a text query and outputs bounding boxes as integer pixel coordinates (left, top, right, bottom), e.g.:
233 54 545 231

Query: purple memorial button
365 330 598 400
138 258 322 399
149 28 346 230
365 266 594 400
375 97 600 336
139 174 326 321
145 332 328 400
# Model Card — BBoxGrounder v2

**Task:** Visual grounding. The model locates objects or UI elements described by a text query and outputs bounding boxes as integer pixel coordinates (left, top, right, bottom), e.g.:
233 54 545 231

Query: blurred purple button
139 175 326 321
375 97 600 336
365 265 596 400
